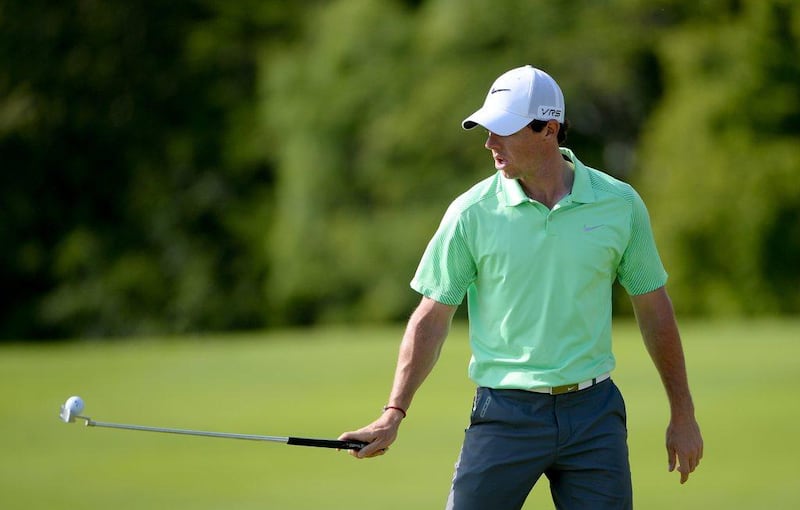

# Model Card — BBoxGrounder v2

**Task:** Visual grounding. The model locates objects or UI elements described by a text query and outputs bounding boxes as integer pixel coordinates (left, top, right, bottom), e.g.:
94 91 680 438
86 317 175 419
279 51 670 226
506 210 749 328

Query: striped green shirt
410 148 667 389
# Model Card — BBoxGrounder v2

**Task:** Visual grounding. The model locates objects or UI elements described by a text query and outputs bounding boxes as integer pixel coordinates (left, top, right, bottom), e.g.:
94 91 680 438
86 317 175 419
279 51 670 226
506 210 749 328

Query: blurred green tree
3 0 796 340
0 0 311 339
261 0 700 324
638 0 800 315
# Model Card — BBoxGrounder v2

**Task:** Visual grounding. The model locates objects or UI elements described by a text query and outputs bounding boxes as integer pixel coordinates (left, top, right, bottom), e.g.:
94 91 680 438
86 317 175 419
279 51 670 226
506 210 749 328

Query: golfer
340 65 703 509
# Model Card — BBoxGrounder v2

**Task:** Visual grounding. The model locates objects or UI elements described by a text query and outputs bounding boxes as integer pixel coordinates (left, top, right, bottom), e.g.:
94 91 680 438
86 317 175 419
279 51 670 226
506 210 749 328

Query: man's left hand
666 418 704 484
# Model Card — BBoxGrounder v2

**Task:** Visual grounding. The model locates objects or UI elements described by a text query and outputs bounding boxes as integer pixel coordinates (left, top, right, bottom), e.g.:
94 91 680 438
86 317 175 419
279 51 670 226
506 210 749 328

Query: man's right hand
338 408 405 458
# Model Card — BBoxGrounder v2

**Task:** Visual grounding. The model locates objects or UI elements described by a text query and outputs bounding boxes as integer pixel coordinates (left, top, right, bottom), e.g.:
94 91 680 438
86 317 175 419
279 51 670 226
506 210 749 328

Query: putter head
60 396 85 423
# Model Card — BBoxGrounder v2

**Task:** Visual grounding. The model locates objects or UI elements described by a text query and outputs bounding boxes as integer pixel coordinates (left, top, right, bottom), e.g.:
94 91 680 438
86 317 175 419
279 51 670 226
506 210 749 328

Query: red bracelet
382 405 407 418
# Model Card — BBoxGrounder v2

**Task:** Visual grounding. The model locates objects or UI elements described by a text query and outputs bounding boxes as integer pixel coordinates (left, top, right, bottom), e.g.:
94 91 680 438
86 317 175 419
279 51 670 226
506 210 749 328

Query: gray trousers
445 379 632 510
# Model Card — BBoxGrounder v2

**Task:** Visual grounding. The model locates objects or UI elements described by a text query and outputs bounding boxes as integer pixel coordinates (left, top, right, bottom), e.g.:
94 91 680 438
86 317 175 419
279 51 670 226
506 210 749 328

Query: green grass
2 319 799 509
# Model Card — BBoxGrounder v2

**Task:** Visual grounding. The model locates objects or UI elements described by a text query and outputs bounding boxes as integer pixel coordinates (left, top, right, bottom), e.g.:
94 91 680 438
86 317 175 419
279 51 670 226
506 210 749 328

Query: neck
518 152 574 209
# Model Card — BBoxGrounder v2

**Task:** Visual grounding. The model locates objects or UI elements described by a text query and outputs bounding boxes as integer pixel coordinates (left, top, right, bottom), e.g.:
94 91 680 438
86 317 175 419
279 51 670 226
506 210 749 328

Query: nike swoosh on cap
490 88 511 94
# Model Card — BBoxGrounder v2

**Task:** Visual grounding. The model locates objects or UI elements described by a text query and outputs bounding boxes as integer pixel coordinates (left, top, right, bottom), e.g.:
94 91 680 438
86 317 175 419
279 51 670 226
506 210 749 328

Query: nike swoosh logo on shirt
583 224 604 232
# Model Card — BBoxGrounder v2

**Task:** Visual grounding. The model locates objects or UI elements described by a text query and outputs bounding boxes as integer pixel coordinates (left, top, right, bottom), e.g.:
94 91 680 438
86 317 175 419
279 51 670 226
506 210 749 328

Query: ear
545 119 560 138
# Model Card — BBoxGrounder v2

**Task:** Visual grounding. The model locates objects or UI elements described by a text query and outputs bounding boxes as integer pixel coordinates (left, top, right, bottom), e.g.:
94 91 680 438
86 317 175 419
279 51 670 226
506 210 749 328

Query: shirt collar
561 148 596 204
499 174 529 207
499 147 596 207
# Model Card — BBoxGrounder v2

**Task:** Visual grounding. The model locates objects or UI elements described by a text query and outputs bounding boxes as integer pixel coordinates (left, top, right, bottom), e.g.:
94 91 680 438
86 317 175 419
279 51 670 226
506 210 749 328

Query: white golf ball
65 396 84 415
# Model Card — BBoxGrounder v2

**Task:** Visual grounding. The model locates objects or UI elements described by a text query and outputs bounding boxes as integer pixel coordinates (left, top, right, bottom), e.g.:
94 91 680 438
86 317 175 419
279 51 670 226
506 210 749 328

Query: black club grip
286 437 369 450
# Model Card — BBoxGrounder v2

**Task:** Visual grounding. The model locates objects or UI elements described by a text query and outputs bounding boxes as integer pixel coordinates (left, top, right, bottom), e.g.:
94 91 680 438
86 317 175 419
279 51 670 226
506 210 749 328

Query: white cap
462 65 565 136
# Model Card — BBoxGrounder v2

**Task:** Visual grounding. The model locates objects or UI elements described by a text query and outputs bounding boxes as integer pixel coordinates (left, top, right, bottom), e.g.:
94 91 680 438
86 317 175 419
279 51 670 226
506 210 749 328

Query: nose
485 132 500 150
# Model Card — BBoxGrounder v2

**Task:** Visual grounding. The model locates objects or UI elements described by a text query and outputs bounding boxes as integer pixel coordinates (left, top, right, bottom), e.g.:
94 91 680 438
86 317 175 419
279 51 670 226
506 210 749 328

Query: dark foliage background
2 0 798 340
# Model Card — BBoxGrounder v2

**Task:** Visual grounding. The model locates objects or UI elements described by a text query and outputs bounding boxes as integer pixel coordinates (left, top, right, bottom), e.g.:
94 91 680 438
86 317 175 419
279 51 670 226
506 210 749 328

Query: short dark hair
529 119 569 145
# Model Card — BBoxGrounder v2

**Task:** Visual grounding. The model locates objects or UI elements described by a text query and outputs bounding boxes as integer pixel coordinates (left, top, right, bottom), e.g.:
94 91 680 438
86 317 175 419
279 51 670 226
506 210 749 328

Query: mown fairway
2 319 799 509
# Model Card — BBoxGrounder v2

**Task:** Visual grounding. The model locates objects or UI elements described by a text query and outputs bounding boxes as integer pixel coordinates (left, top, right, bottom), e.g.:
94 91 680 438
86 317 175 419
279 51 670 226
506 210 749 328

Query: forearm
643 319 695 420
632 288 695 420
386 297 456 412
631 287 704 482
338 297 457 457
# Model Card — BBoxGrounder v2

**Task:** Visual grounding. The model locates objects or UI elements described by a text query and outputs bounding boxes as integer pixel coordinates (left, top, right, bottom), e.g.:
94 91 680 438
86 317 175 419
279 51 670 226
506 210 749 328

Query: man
339 65 703 509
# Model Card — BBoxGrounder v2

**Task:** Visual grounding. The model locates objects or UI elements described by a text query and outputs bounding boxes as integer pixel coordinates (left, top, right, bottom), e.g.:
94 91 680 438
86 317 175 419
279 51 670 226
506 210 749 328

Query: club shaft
79 417 366 450
86 419 289 443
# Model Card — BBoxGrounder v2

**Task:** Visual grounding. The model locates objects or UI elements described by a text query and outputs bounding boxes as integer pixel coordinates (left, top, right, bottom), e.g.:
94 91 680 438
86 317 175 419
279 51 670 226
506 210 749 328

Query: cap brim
461 107 531 136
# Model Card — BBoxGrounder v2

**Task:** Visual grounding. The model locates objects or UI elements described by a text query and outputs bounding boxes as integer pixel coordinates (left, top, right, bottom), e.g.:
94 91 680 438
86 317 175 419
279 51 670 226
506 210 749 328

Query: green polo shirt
410 148 667 389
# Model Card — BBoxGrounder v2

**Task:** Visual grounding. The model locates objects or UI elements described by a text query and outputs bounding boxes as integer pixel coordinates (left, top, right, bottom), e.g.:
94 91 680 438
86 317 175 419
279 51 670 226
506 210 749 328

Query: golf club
59 395 367 451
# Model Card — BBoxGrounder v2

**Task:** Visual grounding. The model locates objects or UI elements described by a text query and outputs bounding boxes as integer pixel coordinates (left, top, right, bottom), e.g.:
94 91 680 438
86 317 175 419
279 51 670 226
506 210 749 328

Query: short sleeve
616 190 668 295
410 205 477 305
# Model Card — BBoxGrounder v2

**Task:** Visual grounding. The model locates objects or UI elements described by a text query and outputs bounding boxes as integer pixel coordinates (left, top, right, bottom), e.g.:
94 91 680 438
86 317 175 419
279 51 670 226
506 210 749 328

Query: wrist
382 405 407 419
669 405 697 425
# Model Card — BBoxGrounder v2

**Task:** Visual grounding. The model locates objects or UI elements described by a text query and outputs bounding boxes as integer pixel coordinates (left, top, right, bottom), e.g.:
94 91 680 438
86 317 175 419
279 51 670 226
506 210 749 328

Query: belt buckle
550 383 579 395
